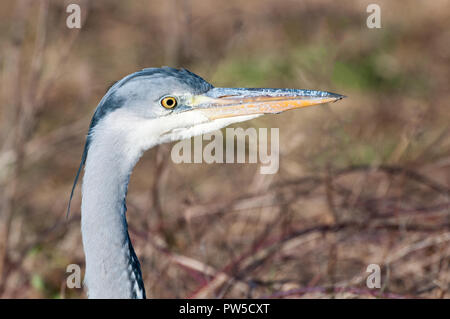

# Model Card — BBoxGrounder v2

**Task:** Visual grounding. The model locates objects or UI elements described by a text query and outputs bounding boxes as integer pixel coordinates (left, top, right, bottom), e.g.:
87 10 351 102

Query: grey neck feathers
81 125 146 299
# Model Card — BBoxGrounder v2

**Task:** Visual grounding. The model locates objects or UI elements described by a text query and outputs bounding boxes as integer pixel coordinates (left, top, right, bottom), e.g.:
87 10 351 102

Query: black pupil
166 99 174 106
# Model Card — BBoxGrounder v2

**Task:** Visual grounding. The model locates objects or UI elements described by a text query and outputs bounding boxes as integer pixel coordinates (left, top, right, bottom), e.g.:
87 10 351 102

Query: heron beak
192 87 345 120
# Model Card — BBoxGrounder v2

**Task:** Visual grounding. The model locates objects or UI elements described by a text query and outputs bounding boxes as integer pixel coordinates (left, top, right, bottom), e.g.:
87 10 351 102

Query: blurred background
0 0 449 298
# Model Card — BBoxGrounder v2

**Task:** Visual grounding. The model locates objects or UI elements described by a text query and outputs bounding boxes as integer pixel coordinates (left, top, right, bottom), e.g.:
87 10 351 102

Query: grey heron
68 67 344 298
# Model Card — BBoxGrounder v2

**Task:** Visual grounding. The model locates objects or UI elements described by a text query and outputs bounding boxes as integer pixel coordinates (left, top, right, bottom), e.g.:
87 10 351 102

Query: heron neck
81 129 146 299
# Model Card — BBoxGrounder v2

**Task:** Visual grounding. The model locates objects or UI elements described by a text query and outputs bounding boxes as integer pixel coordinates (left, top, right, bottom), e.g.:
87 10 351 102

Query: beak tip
332 93 346 101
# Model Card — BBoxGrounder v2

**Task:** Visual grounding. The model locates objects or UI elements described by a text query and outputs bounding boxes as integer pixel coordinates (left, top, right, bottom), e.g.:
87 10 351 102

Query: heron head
89 67 344 151
67 67 345 215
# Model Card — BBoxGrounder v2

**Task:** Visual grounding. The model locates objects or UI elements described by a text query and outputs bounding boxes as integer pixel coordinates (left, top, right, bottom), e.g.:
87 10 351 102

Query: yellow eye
160 96 177 109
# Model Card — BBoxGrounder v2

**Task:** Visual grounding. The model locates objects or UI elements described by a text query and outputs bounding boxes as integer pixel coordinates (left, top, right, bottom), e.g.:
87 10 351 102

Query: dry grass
0 0 449 298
